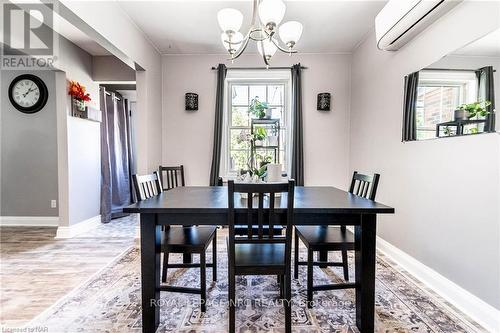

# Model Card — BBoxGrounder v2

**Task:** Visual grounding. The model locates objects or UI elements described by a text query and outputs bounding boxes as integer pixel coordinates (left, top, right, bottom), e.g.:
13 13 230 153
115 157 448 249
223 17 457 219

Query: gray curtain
476 66 496 132
100 88 133 223
209 63 227 186
291 64 304 186
402 71 419 141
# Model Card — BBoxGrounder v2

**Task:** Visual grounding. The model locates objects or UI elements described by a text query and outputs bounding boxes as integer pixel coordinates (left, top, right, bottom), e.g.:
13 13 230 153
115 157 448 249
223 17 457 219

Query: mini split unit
375 0 463 51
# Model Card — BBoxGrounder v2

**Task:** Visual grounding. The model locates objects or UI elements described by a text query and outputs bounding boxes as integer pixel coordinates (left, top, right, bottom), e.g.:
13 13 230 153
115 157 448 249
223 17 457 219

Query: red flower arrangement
68 80 91 102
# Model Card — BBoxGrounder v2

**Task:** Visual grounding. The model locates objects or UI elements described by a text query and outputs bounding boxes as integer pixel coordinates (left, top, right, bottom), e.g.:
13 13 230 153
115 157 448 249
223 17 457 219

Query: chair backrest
159 165 185 191
217 177 224 186
349 171 380 201
227 180 295 267
132 171 163 201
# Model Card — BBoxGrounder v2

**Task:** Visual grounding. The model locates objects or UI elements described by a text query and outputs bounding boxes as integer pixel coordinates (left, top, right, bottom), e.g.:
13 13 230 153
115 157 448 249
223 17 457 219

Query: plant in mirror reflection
457 101 491 119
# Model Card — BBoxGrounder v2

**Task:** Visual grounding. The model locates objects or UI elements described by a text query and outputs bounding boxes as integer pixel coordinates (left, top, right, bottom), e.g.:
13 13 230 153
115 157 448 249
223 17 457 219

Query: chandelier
217 0 303 67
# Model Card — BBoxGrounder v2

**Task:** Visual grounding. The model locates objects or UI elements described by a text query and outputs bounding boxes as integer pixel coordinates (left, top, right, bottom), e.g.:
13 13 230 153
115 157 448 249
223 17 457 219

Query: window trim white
220 72 291 180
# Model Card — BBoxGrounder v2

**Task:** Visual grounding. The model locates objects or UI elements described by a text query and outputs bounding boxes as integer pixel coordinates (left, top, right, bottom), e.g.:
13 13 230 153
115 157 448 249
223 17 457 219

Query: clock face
8 74 48 114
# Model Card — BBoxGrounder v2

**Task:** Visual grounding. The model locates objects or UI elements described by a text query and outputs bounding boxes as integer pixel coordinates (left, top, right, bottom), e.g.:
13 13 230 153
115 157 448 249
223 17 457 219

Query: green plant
257 154 273 168
249 97 269 119
253 127 267 141
248 164 267 179
457 101 491 119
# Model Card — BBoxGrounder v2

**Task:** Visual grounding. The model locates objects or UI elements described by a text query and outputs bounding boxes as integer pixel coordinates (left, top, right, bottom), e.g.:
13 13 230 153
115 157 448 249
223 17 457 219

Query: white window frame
220 70 291 180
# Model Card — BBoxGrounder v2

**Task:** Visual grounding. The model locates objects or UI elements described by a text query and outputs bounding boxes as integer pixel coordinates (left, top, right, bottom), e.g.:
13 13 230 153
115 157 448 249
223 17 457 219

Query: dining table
123 185 395 333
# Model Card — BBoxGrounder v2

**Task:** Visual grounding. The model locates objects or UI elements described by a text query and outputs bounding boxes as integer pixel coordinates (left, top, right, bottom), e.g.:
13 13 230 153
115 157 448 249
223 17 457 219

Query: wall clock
8 74 49 114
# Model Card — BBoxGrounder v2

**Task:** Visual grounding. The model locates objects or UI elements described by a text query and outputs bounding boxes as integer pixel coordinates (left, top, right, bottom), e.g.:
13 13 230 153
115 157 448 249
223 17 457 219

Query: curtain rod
422 68 496 72
105 91 121 101
211 66 307 70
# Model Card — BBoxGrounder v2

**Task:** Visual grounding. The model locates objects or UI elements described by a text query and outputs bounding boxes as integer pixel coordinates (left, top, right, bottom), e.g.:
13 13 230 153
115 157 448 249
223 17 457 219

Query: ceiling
451 28 500 58
118 0 387 54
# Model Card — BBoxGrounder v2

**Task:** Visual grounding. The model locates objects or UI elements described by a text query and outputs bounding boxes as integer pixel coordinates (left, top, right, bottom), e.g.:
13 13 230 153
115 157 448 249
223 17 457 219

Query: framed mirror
403 28 499 141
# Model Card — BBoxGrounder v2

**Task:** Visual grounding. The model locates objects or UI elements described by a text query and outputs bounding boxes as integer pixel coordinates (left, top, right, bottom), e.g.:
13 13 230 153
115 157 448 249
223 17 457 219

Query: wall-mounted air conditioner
375 0 463 51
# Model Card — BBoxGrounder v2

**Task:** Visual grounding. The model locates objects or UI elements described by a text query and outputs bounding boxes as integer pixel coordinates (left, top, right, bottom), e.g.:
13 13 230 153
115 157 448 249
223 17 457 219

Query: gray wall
350 1 500 309
92 55 136 82
1 70 58 216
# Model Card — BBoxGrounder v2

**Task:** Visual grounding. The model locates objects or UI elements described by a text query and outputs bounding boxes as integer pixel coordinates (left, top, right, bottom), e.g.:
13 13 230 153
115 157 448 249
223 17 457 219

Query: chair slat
258 193 264 238
132 171 163 202
247 193 253 238
159 165 185 191
269 192 275 238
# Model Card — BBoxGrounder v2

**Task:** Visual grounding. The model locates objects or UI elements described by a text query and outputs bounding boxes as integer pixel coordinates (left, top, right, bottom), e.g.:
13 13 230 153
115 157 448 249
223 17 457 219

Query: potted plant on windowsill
454 101 491 120
249 96 270 119
253 126 267 146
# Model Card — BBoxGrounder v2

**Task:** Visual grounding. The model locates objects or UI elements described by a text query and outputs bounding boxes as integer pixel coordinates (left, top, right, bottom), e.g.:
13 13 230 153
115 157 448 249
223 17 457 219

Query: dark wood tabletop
123 186 395 214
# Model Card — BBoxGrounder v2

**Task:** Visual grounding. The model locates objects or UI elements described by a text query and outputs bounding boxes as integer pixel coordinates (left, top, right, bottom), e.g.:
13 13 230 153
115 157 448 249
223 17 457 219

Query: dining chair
227 180 295 333
159 165 185 191
294 171 380 307
132 171 217 312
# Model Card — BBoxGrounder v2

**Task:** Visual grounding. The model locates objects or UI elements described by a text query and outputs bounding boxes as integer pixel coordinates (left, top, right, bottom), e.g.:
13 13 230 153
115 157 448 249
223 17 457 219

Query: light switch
51 200 57 208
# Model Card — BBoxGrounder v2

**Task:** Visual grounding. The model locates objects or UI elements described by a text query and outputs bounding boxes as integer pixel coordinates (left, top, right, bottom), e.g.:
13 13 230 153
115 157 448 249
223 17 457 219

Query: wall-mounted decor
8 74 49 114
185 93 198 111
68 80 101 122
317 93 331 111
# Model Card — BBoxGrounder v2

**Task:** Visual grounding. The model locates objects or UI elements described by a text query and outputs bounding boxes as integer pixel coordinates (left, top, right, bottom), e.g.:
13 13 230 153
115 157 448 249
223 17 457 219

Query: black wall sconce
317 93 331 111
185 93 198 111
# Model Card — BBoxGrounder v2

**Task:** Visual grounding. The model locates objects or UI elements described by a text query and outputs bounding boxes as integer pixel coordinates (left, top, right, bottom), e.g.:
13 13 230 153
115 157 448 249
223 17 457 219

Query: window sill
404 131 499 143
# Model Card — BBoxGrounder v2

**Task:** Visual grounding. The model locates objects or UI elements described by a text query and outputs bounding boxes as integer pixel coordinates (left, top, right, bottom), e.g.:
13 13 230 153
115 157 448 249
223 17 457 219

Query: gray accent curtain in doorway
476 66 496 132
100 88 134 223
209 63 227 186
291 64 304 186
402 71 419 141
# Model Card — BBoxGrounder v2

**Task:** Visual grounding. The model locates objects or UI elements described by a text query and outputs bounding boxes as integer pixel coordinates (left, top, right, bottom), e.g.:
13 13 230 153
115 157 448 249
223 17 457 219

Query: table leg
355 214 376 333
141 214 161 333
317 251 328 268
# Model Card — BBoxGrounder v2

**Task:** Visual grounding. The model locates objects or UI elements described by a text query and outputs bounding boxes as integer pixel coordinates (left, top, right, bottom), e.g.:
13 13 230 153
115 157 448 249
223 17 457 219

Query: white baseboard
0 216 59 227
377 236 500 333
55 215 101 238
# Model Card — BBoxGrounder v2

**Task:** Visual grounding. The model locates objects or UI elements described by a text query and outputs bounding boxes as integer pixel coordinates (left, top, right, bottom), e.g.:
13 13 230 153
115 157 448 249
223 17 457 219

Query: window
223 78 290 178
416 70 477 140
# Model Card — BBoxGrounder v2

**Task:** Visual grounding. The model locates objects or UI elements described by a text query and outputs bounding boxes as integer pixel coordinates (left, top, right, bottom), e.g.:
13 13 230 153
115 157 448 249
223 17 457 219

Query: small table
435 119 486 137
124 186 395 333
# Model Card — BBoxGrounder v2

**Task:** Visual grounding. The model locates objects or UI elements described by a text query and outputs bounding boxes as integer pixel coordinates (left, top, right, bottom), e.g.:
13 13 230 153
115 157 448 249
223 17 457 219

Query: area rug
30 242 485 333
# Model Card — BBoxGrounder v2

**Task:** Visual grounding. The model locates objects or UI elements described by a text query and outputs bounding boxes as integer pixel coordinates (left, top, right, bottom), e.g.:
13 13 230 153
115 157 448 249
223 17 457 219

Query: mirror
403 28 499 141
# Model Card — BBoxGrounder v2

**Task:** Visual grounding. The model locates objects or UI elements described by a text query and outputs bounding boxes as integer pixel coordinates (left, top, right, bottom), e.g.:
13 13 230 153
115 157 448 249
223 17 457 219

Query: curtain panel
402 71 419 141
209 64 227 186
476 66 496 132
100 88 133 223
291 64 304 186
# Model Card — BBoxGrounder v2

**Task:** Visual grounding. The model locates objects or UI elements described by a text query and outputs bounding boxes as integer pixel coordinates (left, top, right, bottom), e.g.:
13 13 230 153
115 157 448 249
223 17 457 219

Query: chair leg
294 229 299 279
341 249 349 281
200 251 206 313
284 272 292 333
212 230 217 281
162 249 169 283
307 249 313 308
229 270 236 332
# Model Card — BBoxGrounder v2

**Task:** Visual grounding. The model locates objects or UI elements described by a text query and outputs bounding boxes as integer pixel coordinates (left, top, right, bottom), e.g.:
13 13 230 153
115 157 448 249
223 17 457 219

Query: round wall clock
8 74 49 114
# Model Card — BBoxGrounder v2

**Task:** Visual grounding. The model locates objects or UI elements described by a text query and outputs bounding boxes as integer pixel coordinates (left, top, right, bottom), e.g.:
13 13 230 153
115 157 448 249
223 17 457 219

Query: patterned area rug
31 238 485 333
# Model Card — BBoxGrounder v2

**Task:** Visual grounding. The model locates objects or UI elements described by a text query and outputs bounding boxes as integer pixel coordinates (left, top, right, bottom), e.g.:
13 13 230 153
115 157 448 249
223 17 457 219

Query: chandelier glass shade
217 0 303 67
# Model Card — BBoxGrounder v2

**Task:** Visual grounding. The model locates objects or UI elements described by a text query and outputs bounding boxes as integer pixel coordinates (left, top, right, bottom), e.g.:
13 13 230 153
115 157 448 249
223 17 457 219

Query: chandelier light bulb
221 32 244 53
217 8 243 33
279 21 303 47
257 38 278 59
258 0 286 28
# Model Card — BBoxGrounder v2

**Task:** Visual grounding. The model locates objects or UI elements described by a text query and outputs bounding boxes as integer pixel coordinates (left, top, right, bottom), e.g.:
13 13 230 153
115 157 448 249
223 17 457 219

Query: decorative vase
255 139 263 146
454 109 467 121
267 135 278 146
264 108 272 119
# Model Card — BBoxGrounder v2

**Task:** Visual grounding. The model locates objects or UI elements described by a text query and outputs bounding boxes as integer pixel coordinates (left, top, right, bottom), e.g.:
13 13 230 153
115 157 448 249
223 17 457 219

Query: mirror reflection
403 28 499 141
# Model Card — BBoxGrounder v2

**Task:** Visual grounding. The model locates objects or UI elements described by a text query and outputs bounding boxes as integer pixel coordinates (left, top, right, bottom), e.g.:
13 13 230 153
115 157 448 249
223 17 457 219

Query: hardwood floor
0 215 137 327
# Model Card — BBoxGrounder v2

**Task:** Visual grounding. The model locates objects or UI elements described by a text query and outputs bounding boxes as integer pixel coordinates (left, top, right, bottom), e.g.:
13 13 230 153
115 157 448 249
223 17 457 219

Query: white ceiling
118 0 387 54
452 28 500 58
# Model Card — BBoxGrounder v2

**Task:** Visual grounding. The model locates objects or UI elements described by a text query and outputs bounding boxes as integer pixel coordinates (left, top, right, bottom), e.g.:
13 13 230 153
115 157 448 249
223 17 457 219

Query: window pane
231 107 249 126
249 85 267 103
230 129 250 150
230 150 249 172
270 106 284 124
267 85 283 105
232 85 248 105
